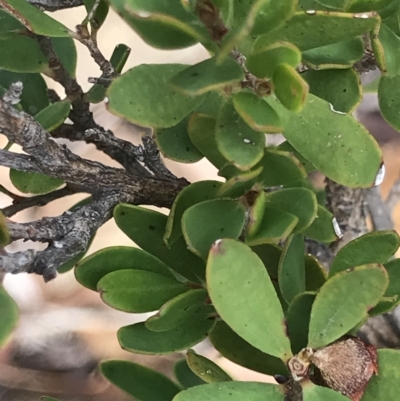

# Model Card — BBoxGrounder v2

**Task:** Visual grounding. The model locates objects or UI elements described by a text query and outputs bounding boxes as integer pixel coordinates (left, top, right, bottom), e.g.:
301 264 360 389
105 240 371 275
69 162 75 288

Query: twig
385 180 400 210
364 186 394 230
2 186 75 218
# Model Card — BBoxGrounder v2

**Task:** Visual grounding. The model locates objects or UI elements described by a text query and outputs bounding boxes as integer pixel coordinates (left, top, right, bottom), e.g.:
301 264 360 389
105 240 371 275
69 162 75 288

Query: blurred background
1 6 400 401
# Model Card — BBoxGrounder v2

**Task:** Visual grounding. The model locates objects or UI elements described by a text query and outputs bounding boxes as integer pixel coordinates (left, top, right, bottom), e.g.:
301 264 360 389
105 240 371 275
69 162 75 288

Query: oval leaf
303 205 339 243
34 100 71 132
378 74 400 130
308 264 388 348
207 239 292 360
9 170 64 194
98 269 188 313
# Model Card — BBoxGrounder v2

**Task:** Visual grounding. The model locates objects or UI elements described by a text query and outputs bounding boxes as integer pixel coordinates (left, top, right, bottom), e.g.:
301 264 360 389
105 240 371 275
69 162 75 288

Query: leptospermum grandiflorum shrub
2 0 400 400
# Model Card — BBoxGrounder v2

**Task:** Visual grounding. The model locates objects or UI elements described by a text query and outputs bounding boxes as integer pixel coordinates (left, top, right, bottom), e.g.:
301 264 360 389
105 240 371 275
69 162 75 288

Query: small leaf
279 234 306 304
107 64 205 128
0 71 49 115
0 0 69 37
217 167 262 198
255 11 379 51
207 239 292 360
264 188 318 233
280 94 382 187
182 199 246 260
0 211 10 246
165 181 223 246
255 148 308 187
302 68 362 113
83 0 109 28
98 269 188 313
232 91 284 133
384 258 400 297
273 64 309 112
209 321 288 376
87 43 131 103
9 170 64 195
246 41 301 78
302 37 364 70
368 296 400 317
303 205 339 243
170 57 244 96
308 264 388 348
154 117 203 163
114 204 205 283
287 292 316 354
34 100 71 132
186 349 232 383
173 382 285 401
118 317 215 354
278 141 316 172
246 207 299 246
216 99 265 170
363 349 400 401
378 74 400 130
75 246 174 291
0 286 18 346
145 289 207 332
52 37 78 77
101 360 180 401
329 230 400 277
305 254 327 291
174 359 205 389
302 382 351 401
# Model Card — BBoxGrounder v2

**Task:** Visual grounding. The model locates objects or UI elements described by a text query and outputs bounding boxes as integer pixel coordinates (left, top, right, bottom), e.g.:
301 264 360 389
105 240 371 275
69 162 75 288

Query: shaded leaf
305 254 327 291
9 170 63 195
34 100 71 132
101 360 180 401
174 359 205 389
207 239 292 359
383 258 400 297
308 264 388 348
378 74 400 130
303 204 339 243
368 296 400 317
0 286 18 346
217 167 262 198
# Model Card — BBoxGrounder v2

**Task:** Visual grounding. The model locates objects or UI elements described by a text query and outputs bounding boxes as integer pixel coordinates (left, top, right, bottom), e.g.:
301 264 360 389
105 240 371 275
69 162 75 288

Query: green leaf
315 0 351 9
302 37 364 70
0 8 24 32
302 382 350 401
9 170 64 194
329 230 400 277
217 167 262 198
108 0 210 50
119 316 215 354
0 287 18 346
182 199 246 260
0 211 10 246
0 0 69 37
0 70 49 115
246 41 301 78
34 100 71 132
232 91 284 133
165 181 223 246
155 117 203 163
98 269 188 313
114 204 205 283
378 74 400 130
308 264 388 348
186 349 231 383
305 254 327 291
87 43 130 103
247 191 268 237
107 64 205 128
101 360 180 401
174 359 205 389
207 239 292 360
287 292 316 354
280 94 382 187
75 246 174 291
216 99 265 170
145 289 207 332
83 0 109 28
52 37 78 78
278 142 316 172
368 295 400 317
246 207 299 246
363 349 400 401
279 234 306 304
303 204 339 243
371 23 400 76
384 258 400 297
187 114 227 169
302 68 361 113
254 148 307 187
209 321 288 376
264 188 318 232
348 0 393 12
0 36 48 73
273 64 309 112
170 57 244 96
173 382 284 401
